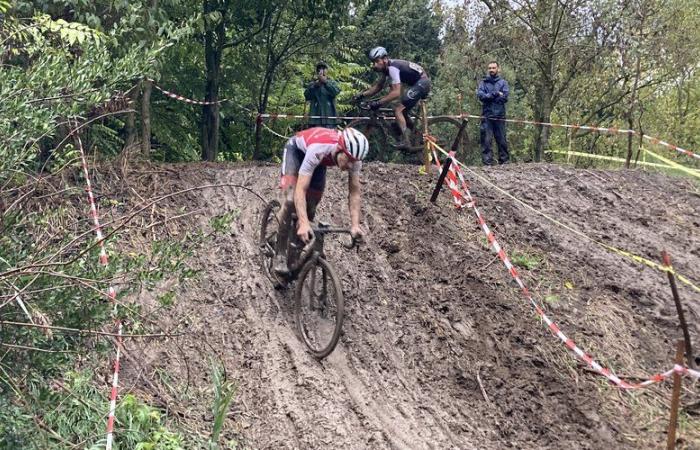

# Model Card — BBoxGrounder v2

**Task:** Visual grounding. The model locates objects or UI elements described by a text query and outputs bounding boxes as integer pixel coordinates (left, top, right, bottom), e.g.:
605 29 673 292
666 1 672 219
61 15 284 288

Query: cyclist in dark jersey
355 46 431 148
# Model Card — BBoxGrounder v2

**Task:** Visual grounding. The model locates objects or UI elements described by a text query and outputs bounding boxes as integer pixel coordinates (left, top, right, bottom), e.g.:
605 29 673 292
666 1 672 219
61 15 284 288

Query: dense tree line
2 0 698 169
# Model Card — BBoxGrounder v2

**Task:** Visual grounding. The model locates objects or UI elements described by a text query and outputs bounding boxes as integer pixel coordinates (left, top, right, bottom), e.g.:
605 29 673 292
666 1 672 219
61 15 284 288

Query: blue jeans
480 118 509 165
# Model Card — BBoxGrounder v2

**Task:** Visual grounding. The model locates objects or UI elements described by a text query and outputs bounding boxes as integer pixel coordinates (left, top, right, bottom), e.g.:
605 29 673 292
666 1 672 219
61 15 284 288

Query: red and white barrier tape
149 78 230 106
428 138 700 388
257 112 371 121
257 110 700 161
145 81 700 161
73 123 122 449
642 134 699 160
432 113 699 161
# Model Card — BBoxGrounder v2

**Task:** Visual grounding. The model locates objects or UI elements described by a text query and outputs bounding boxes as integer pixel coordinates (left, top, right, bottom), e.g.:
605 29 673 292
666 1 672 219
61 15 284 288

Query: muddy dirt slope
120 161 699 449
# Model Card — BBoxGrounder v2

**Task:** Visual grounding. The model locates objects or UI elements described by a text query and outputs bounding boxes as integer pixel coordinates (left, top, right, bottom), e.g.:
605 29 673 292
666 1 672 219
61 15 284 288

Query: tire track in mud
123 162 698 449
205 168 389 449
206 166 467 449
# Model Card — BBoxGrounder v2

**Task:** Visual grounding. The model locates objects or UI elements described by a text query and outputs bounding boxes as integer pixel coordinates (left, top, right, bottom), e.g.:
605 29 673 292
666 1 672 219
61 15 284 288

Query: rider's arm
348 172 361 233
378 84 401 105
361 74 387 97
294 174 312 231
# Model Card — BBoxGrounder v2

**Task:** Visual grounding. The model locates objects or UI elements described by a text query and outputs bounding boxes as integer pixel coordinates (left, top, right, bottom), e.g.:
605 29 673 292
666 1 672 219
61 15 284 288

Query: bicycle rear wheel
426 117 469 158
347 118 390 162
294 257 344 358
259 200 286 288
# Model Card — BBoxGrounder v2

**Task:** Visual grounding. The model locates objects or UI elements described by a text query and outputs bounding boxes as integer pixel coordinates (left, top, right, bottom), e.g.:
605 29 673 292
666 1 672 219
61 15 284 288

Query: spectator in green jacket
304 61 341 129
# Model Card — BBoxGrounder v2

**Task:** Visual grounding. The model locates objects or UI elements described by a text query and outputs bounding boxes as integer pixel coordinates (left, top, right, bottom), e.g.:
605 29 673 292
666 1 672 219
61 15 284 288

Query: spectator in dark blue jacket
477 61 510 165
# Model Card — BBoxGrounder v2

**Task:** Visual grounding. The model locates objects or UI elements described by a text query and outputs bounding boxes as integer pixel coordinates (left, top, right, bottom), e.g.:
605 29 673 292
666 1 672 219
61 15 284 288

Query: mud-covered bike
347 100 469 162
259 200 361 358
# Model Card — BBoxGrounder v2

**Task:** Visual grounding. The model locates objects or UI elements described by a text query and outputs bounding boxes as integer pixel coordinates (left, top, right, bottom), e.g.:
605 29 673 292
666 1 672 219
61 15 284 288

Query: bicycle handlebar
353 100 393 114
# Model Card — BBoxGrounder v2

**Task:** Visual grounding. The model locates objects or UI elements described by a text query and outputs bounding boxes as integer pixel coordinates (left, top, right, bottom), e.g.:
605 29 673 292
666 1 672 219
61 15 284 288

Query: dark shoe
273 254 290 275
397 129 412 149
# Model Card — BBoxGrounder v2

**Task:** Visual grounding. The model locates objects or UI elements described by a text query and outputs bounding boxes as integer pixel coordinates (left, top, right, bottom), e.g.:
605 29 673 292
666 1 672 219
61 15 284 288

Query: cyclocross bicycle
347 100 469 162
259 200 360 358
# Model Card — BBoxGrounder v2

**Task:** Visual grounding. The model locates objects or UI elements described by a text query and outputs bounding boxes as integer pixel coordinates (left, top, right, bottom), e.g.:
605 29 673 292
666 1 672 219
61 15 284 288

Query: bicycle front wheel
294 257 344 358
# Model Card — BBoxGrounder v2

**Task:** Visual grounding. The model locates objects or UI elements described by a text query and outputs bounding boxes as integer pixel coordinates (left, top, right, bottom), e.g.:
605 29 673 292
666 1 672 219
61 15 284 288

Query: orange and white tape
149 78 230 106
428 138 700 389
258 109 700 161
257 112 371 121
146 86 700 162
73 122 122 450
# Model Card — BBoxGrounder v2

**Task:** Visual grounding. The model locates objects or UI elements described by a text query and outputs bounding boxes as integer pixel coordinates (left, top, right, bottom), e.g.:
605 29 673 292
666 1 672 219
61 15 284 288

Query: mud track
121 162 699 449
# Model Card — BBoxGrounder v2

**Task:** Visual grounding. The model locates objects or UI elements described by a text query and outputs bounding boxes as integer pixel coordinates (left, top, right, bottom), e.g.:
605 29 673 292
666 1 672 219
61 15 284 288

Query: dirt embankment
118 161 699 449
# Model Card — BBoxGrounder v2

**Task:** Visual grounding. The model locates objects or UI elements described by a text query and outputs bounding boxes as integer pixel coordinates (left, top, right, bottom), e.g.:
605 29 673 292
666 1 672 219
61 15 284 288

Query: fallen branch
0 320 184 338
0 182 266 279
1 343 78 354
476 365 492 406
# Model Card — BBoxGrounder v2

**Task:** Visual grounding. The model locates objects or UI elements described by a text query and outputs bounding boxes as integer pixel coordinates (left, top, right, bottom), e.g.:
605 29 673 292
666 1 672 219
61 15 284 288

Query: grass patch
511 250 543 270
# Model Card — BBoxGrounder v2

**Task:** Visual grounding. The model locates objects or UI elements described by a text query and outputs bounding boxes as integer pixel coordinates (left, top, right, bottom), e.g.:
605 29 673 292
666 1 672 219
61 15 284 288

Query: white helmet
368 46 388 61
341 127 369 161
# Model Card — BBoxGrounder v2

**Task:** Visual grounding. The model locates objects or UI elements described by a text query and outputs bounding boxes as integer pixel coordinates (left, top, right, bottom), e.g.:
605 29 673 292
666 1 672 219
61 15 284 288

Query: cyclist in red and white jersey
273 127 369 274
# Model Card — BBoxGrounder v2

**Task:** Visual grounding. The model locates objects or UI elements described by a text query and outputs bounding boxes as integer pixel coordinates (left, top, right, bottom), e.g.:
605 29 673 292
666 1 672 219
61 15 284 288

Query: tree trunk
141 79 152 158
533 83 554 162
201 0 224 162
124 85 140 149
625 53 642 168
253 74 274 160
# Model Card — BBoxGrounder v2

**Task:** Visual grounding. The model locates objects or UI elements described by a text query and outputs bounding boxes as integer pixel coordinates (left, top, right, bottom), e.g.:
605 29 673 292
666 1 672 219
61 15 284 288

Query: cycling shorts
402 78 431 110
279 139 326 200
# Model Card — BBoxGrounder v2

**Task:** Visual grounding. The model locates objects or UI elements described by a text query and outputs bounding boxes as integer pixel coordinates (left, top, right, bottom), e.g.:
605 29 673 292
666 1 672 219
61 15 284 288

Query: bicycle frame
286 219 356 279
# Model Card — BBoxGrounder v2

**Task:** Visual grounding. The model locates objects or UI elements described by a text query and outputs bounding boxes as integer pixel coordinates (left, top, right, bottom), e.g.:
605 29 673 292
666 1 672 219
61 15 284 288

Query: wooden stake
662 251 696 370
422 100 430 174
666 340 684 450
430 157 452 203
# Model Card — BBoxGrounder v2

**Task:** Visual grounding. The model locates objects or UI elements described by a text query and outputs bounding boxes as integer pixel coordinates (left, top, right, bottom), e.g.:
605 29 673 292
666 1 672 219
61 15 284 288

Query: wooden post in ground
430 157 452 203
662 251 696 370
422 100 430 174
666 340 685 450
567 128 573 164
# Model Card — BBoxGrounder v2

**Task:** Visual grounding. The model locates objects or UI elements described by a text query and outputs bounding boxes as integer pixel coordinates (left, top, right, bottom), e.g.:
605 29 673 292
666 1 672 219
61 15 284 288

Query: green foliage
210 210 240 234
511 251 542 270
0 371 185 449
0 5 169 176
116 394 185 450
0 184 203 446
544 295 560 305
208 362 238 450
